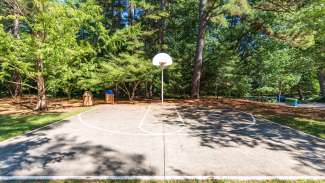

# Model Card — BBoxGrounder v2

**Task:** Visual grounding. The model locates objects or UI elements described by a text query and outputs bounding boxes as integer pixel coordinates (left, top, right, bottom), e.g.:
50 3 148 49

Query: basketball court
0 103 324 180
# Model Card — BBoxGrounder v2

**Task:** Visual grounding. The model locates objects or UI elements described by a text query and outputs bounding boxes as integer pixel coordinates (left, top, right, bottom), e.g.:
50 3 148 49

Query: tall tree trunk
149 82 153 99
130 81 140 102
12 16 20 39
159 0 166 50
191 0 208 98
318 68 325 97
35 58 47 111
128 1 134 26
298 88 304 100
10 16 22 98
145 81 149 98
11 71 22 97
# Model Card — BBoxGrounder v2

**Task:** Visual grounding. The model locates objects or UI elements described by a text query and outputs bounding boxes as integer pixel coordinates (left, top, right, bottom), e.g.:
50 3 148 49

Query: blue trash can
105 90 113 94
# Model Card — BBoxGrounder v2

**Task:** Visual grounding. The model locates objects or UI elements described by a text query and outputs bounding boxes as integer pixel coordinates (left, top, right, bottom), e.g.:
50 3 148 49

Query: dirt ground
175 97 325 120
0 96 83 115
1 96 325 120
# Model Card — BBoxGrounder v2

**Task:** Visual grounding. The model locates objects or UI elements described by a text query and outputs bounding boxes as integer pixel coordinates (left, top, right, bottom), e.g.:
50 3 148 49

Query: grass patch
309 96 325 103
265 115 325 138
0 107 89 142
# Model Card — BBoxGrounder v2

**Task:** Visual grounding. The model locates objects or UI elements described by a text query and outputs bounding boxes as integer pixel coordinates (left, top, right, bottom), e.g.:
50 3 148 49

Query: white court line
137 105 186 135
79 104 257 136
0 176 324 181
79 105 185 136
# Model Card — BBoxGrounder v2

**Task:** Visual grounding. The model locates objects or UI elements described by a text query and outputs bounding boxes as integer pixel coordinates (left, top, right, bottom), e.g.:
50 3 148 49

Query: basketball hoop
152 53 172 104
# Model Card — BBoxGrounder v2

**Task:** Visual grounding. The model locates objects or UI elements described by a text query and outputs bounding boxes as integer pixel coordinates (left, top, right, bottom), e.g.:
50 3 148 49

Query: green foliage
0 0 323 101
44 1 105 96
0 24 32 86
97 26 155 100
285 97 298 103
256 87 277 96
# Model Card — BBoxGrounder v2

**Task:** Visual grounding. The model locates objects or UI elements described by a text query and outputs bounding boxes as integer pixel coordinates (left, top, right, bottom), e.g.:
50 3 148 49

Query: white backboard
153 53 172 67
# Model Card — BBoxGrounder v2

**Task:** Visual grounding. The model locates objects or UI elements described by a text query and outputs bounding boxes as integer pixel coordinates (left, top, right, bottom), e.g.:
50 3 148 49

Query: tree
1 0 25 99
0 0 323 103
97 26 154 101
191 0 207 98
46 1 106 98
191 0 251 98
254 0 324 97
22 0 104 110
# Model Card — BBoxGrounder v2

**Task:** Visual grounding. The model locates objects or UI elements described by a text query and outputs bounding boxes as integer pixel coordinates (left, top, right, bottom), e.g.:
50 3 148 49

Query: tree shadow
0 132 157 176
161 105 325 174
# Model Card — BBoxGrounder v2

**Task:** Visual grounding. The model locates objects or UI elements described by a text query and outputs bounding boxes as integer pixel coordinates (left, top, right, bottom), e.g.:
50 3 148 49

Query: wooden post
83 91 94 106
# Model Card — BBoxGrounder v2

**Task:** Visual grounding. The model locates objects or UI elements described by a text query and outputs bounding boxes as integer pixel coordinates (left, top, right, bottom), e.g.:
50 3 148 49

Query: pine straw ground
0 96 84 115
177 97 325 120
2 96 325 119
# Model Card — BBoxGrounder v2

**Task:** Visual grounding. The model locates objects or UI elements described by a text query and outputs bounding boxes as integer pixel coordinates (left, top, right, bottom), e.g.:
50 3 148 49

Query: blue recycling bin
105 90 114 94
286 98 299 107
292 100 299 107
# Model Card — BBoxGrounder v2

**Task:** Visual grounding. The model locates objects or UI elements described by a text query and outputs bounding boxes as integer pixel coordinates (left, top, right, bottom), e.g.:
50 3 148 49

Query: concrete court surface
0 103 324 177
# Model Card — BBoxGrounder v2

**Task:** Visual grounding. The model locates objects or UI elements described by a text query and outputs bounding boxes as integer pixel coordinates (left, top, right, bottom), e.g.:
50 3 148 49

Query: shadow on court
160 105 325 174
0 130 156 176
0 104 324 176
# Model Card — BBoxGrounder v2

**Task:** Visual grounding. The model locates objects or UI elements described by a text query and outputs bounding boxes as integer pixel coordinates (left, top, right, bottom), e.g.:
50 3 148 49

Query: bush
246 96 277 103
310 96 325 103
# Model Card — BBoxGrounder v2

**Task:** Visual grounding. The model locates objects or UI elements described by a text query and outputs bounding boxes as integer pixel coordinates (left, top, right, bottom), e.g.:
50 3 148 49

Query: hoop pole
161 68 164 104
